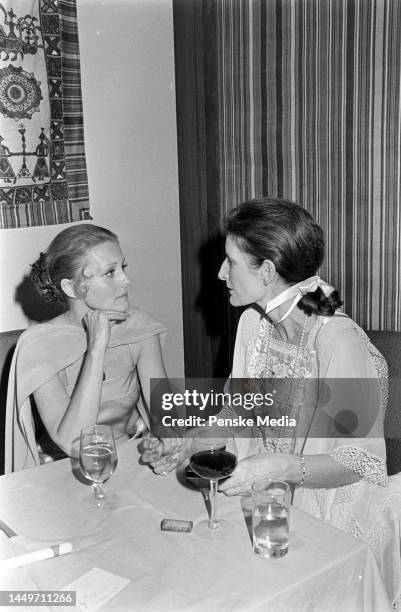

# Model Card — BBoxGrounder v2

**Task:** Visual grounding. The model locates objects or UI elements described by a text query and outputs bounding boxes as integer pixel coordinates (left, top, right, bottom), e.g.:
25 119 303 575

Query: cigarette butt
161 519 193 533
0 542 73 572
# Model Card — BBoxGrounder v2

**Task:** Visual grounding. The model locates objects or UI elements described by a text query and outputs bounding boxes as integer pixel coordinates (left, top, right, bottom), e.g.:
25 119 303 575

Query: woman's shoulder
127 306 165 327
314 312 363 340
237 306 265 344
18 318 84 347
109 306 167 347
14 320 87 380
313 312 387 372
312 313 374 360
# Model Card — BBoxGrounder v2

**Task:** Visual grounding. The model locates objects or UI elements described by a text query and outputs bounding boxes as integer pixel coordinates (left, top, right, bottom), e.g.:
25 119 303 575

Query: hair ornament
298 276 335 298
30 251 49 284
30 252 64 303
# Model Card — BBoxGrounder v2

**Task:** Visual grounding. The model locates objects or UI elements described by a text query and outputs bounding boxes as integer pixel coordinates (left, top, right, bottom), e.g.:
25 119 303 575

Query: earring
263 278 268 286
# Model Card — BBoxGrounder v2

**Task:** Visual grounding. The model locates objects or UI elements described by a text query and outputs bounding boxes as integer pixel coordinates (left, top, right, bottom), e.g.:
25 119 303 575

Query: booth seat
0 329 23 475
366 331 401 476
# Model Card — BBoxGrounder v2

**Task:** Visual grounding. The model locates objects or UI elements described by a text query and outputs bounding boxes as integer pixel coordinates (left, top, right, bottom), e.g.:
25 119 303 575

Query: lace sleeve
220 403 237 418
330 446 388 486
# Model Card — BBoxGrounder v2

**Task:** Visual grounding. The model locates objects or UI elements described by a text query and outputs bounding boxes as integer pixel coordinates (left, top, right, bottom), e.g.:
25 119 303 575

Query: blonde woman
6 224 167 471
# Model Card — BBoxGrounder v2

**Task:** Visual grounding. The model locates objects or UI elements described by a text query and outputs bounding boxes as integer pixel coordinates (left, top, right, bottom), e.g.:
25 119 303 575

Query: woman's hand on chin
219 453 294 496
83 310 112 350
83 309 129 350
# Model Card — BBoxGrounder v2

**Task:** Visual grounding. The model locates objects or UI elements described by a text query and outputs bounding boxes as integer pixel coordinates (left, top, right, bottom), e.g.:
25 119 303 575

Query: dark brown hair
223 198 342 316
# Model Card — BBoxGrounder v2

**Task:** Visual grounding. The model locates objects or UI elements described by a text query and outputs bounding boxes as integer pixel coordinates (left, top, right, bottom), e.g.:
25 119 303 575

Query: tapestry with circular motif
0 65 42 120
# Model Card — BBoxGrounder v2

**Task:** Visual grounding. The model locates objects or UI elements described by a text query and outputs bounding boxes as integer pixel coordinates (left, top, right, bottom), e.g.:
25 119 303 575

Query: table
0 442 391 612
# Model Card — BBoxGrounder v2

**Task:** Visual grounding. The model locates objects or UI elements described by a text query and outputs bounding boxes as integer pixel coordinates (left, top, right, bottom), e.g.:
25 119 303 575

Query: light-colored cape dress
4 307 166 474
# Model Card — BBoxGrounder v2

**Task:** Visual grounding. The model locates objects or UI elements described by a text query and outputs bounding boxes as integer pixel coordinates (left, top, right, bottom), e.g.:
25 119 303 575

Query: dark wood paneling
173 0 238 377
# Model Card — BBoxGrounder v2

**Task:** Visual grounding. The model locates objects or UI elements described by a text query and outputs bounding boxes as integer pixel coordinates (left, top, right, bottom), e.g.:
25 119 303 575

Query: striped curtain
0 0 90 228
217 0 401 330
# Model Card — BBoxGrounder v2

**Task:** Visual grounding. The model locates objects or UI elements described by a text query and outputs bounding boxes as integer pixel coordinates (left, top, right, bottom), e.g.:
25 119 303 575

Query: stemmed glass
79 424 118 509
189 428 237 537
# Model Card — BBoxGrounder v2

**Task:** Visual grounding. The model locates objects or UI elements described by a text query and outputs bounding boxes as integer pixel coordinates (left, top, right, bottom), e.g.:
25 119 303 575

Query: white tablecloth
0 441 391 612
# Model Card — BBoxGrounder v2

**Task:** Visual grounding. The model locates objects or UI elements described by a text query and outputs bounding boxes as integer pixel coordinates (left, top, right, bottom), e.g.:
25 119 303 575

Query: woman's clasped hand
140 435 187 476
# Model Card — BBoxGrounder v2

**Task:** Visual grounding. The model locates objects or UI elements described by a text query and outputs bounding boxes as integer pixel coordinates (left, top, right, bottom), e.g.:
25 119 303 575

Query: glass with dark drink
189 429 237 536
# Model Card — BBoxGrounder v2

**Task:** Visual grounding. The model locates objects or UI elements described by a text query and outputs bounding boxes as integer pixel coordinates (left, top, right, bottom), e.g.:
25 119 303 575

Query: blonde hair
30 224 118 303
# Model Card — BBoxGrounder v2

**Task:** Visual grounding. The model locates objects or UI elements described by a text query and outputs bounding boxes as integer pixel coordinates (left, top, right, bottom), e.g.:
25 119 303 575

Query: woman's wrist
87 338 108 354
295 454 307 487
277 453 307 485
255 452 300 485
85 344 108 372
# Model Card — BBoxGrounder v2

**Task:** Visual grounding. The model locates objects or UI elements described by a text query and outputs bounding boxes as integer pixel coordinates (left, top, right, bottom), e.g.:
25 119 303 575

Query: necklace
256 314 308 453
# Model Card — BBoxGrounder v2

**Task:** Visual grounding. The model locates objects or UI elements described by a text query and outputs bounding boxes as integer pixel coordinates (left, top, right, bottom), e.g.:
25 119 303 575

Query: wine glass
189 428 237 537
79 424 118 509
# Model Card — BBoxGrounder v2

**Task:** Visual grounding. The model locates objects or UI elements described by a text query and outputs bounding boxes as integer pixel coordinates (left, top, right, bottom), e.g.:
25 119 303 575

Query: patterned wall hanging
216 0 401 331
0 0 90 228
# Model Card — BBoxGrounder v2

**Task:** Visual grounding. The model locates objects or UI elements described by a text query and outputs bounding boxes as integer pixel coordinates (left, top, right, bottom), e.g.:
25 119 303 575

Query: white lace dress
229 306 400 607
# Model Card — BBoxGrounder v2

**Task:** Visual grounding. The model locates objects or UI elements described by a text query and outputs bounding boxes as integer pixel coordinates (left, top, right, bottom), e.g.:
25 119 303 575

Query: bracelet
296 454 307 488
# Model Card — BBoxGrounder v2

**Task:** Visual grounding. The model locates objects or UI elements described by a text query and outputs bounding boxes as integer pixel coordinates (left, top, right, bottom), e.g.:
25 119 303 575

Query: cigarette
0 542 73 572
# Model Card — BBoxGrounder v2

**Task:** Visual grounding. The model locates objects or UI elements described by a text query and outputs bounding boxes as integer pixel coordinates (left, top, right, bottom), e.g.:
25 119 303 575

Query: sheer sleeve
313 317 387 486
231 307 263 377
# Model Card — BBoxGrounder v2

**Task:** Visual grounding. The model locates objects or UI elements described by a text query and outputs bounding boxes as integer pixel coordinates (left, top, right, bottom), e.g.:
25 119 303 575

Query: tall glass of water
79 424 118 509
252 478 290 558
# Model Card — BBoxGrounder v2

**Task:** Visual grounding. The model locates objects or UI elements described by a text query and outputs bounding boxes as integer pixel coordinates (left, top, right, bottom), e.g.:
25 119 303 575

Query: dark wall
173 0 239 377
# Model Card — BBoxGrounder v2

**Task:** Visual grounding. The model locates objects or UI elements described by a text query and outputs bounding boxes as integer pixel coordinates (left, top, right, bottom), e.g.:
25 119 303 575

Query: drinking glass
252 478 290 558
189 428 237 537
79 425 118 509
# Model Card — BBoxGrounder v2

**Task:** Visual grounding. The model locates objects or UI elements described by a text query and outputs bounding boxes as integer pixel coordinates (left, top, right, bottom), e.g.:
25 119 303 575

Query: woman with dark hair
5 224 168 471
143 198 400 604
216 198 387 496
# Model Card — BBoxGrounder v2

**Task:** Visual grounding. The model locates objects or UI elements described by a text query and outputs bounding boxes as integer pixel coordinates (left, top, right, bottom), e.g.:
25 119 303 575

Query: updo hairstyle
223 198 342 316
30 224 118 304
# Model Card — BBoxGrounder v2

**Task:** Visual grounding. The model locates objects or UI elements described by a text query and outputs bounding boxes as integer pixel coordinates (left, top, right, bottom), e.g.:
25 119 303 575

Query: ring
159 471 168 477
